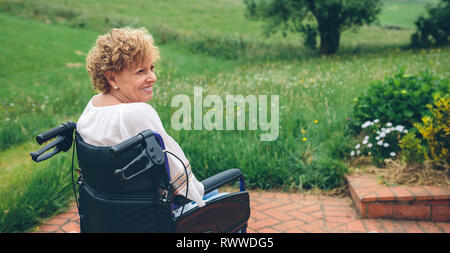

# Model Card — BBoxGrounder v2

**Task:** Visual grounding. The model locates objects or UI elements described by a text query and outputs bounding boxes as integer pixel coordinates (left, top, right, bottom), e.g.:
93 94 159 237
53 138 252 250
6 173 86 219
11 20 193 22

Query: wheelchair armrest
173 168 243 206
201 168 243 194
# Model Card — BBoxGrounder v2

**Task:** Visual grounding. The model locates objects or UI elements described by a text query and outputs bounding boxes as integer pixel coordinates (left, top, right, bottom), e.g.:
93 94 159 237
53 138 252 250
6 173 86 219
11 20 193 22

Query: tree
411 0 450 48
243 0 382 55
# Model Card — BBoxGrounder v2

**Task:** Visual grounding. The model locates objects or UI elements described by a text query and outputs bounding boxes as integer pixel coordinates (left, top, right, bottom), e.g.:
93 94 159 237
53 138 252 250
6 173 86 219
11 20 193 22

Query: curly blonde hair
86 27 160 93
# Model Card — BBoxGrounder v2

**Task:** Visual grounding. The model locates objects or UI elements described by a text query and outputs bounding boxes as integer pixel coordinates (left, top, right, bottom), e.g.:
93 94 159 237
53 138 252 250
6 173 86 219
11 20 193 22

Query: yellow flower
301 129 306 133
302 137 307 141
314 120 318 124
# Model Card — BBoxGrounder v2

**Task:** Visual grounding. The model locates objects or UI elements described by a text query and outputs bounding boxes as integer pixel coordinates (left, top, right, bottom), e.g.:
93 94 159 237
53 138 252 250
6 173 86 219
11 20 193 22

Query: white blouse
76 95 205 207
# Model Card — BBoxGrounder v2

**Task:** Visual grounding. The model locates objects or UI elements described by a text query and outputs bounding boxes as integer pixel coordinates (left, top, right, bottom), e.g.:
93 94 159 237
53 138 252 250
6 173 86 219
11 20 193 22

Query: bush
398 131 428 165
350 70 450 135
414 95 450 164
411 0 450 48
350 119 409 167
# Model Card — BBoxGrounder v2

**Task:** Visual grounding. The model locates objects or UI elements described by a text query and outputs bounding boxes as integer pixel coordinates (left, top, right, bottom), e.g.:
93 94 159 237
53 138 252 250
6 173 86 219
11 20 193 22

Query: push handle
36 121 76 145
109 130 154 157
30 121 76 162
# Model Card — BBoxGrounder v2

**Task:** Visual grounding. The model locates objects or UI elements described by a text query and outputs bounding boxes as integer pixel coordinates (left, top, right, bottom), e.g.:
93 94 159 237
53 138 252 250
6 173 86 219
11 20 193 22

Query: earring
114 86 119 90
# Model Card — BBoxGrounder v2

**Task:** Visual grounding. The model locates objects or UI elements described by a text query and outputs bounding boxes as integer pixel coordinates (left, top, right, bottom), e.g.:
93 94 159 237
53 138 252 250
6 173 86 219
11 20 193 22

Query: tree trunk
318 24 341 55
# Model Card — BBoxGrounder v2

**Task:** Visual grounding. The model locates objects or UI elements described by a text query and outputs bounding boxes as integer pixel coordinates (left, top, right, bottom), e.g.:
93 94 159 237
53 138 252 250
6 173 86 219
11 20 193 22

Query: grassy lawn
0 0 448 232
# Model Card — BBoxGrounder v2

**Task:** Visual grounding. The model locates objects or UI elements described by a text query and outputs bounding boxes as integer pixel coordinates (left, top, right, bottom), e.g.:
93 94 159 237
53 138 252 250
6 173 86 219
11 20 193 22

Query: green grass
0 0 449 232
379 0 439 30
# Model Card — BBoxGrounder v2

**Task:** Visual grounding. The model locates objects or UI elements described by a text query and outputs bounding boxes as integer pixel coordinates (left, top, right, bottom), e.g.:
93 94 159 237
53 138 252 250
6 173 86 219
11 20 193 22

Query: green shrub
399 131 428 165
414 95 450 164
350 69 450 135
411 0 450 48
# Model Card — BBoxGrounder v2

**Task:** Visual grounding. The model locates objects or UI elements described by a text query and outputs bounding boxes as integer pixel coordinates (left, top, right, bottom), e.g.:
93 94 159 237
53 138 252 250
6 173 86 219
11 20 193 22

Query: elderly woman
77 27 211 212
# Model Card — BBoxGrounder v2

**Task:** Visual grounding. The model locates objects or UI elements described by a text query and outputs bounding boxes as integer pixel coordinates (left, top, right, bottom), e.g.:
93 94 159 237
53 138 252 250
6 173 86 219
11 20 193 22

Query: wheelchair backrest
75 132 165 195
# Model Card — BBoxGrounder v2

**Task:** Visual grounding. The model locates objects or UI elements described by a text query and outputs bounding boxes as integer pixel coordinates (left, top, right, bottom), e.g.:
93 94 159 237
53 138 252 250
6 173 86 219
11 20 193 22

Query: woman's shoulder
121 102 158 115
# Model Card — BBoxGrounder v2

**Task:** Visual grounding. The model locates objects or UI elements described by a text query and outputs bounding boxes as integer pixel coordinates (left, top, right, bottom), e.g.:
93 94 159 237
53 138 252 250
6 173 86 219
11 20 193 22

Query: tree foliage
243 0 382 55
411 0 450 48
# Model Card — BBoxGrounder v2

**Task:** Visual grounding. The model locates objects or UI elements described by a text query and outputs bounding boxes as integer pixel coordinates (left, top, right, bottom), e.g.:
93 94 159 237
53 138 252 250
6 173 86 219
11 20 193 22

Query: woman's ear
104 70 118 88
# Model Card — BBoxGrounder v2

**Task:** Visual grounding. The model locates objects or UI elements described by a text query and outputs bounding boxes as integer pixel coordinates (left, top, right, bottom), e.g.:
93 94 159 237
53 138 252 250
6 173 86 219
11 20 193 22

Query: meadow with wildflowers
0 0 449 232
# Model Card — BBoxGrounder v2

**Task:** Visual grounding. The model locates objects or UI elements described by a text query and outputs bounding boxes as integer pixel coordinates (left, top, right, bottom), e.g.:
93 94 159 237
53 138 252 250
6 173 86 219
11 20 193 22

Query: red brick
310 211 324 218
252 202 281 211
393 205 431 220
43 218 68 226
38 224 60 233
273 220 304 231
362 219 385 233
299 220 324 233
400 221 424 233
375 188 396 201
423 186 450 200
250 210 270 220
367 203 393 219
54 212 77 220
431 205 450 222
347 220 367 232
258 227 280 233
413 199 449 206
408 186 433 201
298 204 321 213
61 222 80 233
265 209 294 221
273 203 302 212
321 198 349 206
325 216 355 223
287 210 318 224
435 222 450 233
390 186 414 201
361 192 378 202
250 218 280 230
323 209 350 217
417 221 443 233
326 222 346 230
381 220 405 233
285 228 306 233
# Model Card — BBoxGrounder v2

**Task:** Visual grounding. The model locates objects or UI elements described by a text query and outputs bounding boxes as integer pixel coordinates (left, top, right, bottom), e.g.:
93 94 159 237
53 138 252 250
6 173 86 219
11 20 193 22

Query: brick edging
346 174 450 222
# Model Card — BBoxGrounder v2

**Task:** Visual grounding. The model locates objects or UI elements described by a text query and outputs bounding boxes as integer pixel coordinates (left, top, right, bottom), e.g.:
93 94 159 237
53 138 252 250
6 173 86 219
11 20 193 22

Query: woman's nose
146 72 156 83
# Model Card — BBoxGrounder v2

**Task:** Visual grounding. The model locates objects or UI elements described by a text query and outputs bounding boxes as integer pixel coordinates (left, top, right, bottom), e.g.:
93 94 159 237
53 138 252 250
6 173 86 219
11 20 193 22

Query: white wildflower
390 152 396 157
367 143 373 148
355 144 361 149
356 150 361 155
386 122 393 127
362 139 368 145
383 143 389 148
377 140 383 146
379 132 386 138
403 129 408 133
361 121 372 129
395 125 405 132
350 151 355 156
374 119 380 123
375 136 380 140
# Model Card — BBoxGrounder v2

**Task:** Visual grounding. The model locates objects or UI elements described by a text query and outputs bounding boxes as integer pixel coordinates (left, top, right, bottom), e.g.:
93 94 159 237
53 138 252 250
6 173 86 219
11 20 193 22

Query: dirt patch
349 156 450 187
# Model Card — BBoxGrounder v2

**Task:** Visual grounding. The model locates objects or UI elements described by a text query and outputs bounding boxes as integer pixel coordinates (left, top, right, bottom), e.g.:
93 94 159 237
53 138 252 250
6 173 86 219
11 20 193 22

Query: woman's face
110 60 157 103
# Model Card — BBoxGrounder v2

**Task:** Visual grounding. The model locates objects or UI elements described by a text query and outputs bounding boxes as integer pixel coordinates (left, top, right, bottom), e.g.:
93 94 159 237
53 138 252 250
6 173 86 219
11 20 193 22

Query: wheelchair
30 121 250 233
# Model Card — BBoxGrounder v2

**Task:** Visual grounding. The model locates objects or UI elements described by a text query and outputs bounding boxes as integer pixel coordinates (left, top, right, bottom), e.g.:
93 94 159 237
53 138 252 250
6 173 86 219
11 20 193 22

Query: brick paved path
33 190 450 233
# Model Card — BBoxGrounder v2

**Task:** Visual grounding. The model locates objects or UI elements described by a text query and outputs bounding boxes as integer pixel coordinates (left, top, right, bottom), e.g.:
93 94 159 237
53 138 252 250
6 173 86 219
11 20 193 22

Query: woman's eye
137 69 145 74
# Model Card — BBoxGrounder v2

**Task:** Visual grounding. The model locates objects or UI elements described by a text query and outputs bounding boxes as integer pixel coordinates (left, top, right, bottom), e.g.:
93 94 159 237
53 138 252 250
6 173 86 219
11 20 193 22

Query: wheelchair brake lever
114 151 153 181
30 135 64 162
